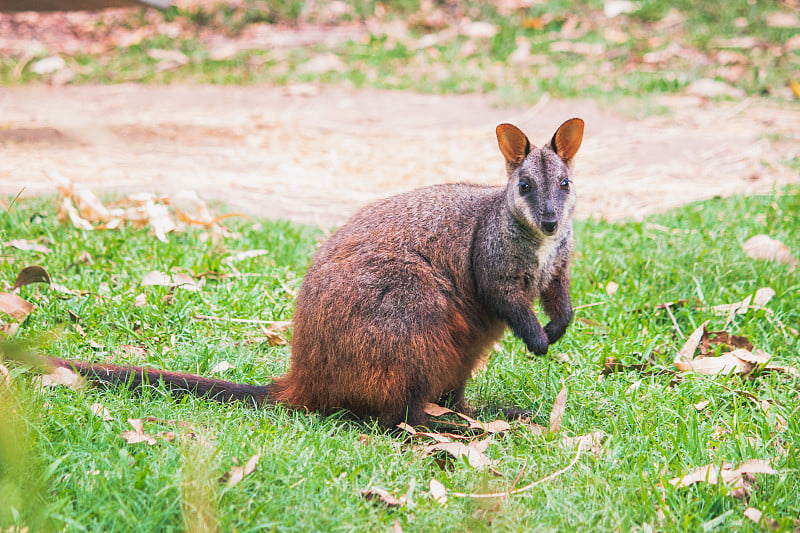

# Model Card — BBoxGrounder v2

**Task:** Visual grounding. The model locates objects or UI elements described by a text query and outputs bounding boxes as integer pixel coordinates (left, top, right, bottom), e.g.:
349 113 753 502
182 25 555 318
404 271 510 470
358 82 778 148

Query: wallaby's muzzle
541 218 558 235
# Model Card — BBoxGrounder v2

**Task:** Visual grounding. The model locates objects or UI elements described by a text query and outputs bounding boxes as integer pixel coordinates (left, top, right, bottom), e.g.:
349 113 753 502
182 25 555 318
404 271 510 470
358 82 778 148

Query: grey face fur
506 146 577 238
496 119 584 239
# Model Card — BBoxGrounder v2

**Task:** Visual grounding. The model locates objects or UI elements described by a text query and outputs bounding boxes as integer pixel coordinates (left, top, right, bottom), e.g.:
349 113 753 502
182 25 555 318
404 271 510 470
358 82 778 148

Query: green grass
1 0 798 105
1 185 799 531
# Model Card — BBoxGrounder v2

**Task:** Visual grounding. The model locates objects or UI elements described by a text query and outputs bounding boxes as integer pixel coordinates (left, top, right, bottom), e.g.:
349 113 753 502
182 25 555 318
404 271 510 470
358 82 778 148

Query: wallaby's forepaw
525 331 549 355
544 320 568 345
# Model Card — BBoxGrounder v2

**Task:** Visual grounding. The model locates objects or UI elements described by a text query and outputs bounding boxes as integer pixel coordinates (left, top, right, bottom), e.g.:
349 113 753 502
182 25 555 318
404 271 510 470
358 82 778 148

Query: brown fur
41 119 585 428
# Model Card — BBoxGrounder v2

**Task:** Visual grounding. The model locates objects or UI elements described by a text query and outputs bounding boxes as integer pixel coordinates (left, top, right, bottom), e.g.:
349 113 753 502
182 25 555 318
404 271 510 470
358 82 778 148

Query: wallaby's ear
550 118 584 166
496 123 531 167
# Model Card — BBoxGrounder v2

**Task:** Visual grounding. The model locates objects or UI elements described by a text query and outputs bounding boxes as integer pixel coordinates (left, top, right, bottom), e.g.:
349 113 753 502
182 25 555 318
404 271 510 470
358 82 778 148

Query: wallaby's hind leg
437 385 474 415
379 402 429 429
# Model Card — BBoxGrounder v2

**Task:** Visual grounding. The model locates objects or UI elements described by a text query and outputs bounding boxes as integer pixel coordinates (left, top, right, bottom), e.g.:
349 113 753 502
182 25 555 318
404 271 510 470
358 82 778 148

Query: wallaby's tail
45 356 272 406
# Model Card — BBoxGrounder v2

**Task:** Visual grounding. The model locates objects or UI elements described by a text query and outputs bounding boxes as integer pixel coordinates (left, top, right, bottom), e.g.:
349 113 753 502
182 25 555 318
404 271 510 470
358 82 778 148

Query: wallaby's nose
541 218 557 235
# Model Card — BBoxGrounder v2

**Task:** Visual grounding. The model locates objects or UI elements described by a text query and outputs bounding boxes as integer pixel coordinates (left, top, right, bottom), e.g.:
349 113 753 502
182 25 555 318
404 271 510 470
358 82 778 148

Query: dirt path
1 83 798 226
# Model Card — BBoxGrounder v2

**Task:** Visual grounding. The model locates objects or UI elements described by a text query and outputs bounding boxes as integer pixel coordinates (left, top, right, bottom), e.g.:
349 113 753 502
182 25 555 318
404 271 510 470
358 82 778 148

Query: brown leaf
142 271 173 287
35 366 84 389
763 363 800 378
120 418 157 445
765 11 798 28
0 292 34 321
259 321 290 346
0 361 10 387
693 400 711 411
59 197 94 231
676 353 754 376
13 265 51 290
730 348 771 365
120 344 148 360
223 453 260 488
144 201 176 243
605 282 619 296
708 288 776 327
674 321 708 366
704 331 753 352
424 441 495 470
360 486 404 507
667 459 776 499
171 273 201 292
430 478 448 504
560 431 604 455
528 423 547 437
549 384 567 434
90 402 113 421
422 403 510 434
4 239 51 254
744 507 781 530
742 235 798 268
209 361 235 374
423 403 452 417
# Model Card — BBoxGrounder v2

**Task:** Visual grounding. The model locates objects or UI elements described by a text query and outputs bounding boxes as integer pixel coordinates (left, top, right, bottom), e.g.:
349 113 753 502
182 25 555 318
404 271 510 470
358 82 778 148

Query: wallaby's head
496 118 584 237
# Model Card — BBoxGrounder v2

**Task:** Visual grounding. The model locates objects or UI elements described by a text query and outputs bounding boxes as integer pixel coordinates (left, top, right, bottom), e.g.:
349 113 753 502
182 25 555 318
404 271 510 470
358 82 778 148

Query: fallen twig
450 439 585 499
193 314 291 327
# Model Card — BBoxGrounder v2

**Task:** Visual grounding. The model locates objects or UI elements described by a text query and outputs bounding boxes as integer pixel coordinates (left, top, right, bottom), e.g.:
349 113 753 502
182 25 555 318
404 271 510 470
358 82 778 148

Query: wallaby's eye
518 181 531 194
560 178 570 190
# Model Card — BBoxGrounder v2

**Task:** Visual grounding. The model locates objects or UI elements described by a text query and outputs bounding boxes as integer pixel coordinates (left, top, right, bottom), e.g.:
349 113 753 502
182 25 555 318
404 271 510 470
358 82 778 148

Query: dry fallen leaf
36 366 84 389
11 265 51 291
223 453 260 488
605 282 619 296
744 507 780 530
549 384 567 434
676 352 754 376
360 486 404 507
560 431 604 455
0 292 35 321
142 271 173 287
59 197 94 231
259 320 291 346
141 271 202 291
430 479 448 504
0 361 10 387
90 402 114 421
134 293 147 307
120 418 157 445
120 344 148 360
667 459 775 499
209 361 235 374
424 440 496 471
4 239 51 254
674 321 709 365
742 235 798 268
694 400 711 411
423 403 452 417
422 403 511 434
703 330 753 353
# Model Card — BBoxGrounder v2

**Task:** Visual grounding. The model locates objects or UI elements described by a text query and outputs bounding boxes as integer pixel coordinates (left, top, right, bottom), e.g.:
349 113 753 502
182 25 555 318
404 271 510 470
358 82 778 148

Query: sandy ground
1 83 798 226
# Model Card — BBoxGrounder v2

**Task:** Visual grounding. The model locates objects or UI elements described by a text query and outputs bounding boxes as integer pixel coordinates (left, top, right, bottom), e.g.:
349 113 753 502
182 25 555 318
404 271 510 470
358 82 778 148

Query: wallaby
32 118 584 429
